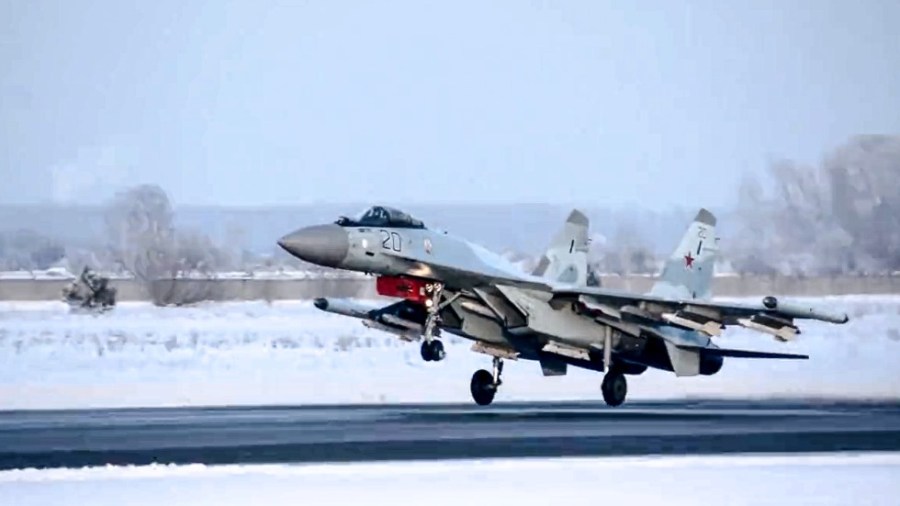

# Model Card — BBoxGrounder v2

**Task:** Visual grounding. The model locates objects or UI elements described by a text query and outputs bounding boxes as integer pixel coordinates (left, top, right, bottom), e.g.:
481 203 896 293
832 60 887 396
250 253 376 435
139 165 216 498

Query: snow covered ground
3 453 899 506
0 268 366 280
1 296 898 410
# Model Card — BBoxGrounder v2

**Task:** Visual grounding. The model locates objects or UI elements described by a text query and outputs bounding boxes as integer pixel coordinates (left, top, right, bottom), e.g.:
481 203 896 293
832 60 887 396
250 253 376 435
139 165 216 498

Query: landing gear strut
471 357 503 406
420 282 446 362
422 282 443 341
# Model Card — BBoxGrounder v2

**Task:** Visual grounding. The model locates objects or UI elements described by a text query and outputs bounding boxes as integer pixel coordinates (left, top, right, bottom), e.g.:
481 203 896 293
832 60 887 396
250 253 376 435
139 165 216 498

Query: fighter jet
278 205 849 406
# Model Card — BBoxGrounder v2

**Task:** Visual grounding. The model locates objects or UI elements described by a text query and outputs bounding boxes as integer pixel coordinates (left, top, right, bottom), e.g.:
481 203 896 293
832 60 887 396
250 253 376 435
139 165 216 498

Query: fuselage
278 222 546 290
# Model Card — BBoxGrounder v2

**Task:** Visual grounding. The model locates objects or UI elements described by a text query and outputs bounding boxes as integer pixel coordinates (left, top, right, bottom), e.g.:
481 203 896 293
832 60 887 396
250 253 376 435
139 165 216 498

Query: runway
2 400 899 470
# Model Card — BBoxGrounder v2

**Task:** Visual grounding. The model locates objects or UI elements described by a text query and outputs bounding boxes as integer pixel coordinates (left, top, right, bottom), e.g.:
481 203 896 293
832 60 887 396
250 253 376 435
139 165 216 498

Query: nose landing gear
420 339 445 362
419 282 447 362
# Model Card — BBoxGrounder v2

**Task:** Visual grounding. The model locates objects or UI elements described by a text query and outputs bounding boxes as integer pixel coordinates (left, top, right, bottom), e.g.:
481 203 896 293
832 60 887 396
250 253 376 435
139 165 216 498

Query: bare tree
730 135 900 275
826 135 900 272
730 173 772 274
104 184 176 279
597 221 658 275
104 184 230 305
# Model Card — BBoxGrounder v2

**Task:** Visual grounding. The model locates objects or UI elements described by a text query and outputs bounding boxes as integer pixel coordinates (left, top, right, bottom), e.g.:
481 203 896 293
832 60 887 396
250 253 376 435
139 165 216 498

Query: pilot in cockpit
335 206 425 229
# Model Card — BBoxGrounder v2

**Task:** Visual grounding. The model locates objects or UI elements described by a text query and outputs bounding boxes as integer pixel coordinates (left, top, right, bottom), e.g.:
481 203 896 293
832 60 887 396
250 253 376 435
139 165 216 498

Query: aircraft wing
552 286 849 342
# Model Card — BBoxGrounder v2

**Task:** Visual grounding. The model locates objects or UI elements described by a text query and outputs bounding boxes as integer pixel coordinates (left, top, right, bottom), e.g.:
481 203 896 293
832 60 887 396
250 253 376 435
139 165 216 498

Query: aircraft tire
420 341 433 362
601 371 627 407
420 340 446 362
430 340 445 361
470 369 496 406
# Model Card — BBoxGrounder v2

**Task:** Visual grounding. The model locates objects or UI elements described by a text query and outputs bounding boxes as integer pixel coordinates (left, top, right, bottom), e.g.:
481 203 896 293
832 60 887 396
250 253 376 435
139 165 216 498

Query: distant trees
827 136 900 272
0 135 895 280
103 184 232 305
104 184 176 282
0 229 65 270
590 227 659 275
731 135 900 275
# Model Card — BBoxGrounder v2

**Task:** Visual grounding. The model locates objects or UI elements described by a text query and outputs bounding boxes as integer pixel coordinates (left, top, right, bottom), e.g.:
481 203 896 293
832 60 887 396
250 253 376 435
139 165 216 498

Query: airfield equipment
61 267 117 313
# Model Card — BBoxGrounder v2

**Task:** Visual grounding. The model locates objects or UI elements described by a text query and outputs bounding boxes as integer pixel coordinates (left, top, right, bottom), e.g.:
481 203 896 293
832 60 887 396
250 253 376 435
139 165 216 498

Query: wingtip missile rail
762 296 849 325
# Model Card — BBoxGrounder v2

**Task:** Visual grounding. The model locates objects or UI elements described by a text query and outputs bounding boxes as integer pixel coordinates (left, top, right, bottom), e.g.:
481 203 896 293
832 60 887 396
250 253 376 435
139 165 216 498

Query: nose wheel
420 339 445 362
470 357 503 406
420 282 447 362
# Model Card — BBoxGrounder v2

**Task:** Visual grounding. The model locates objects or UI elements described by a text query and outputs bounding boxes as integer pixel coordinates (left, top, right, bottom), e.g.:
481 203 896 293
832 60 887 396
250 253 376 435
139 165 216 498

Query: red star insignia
684 252 695 268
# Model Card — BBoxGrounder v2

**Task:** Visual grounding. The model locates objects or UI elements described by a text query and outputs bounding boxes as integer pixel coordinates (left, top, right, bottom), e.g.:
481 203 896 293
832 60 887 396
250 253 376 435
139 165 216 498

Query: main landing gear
601 368 627 407
598 327 626 407
420 281 446 362
470 357 503 406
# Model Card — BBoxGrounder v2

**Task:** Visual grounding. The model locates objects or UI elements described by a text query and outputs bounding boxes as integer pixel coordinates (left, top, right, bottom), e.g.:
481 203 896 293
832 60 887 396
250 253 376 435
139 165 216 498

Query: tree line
1 135 897 295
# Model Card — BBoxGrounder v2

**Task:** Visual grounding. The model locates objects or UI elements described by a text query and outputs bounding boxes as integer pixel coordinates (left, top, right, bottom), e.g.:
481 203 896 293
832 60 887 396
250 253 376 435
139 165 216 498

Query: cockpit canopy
334 206 426 229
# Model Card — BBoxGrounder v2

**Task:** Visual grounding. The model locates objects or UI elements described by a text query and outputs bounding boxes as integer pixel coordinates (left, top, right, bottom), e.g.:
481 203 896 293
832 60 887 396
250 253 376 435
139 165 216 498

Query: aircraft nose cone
277 225 350 268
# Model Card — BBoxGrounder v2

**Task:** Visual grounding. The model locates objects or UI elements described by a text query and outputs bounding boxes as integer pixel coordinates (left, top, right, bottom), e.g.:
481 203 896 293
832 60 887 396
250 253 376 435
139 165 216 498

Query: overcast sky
2 0 898 209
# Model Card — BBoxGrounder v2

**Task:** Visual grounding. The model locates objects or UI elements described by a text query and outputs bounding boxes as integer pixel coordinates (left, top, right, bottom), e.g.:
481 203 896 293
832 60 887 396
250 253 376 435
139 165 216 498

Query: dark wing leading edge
678 345 809 359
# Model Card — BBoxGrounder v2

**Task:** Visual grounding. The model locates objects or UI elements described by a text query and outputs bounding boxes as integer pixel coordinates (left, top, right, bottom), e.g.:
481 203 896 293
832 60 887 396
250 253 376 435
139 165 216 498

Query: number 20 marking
380 230 402 252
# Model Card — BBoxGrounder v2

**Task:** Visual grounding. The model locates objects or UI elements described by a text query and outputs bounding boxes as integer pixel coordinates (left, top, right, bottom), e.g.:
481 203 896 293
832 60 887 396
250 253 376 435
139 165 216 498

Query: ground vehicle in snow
61 267 117 313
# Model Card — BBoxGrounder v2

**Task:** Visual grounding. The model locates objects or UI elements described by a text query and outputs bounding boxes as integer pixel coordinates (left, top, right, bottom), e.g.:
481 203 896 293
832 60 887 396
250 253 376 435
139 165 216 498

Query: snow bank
3 453 899 506
0 268 76 280
0 296 898 410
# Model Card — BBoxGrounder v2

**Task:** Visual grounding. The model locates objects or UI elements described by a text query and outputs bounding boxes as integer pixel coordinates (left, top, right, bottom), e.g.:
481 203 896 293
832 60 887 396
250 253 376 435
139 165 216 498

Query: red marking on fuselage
376 275 433 305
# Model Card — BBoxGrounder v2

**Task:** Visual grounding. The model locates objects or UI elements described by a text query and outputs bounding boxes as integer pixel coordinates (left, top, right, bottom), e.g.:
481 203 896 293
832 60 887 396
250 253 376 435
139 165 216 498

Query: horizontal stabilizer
680 345 808 360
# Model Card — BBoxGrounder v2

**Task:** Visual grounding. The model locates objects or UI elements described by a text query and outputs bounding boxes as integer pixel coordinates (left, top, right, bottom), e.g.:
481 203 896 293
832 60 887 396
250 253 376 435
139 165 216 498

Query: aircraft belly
496 286 605 348
459 311 510 346
538 354 568 376
609 330 647 355
528 308 606 348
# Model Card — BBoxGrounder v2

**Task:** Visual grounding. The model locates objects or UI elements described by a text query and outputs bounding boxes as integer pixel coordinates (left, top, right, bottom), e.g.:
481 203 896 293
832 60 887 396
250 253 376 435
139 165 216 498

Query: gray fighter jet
278 206 849 406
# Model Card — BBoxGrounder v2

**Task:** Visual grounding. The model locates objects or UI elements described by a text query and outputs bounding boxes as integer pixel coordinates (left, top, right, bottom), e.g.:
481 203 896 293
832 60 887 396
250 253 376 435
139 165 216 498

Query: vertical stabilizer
531 209 590 285
649 208 718 300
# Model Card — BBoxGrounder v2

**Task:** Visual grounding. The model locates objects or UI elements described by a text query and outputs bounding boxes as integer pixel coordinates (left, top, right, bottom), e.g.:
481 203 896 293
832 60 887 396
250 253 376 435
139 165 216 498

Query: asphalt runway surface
2 400 899 470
